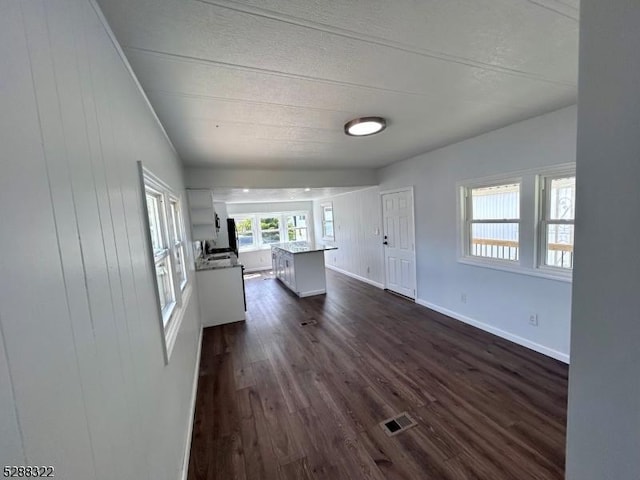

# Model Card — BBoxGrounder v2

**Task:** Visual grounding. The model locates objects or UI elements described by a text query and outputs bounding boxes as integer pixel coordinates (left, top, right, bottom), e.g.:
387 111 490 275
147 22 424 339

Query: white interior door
382 189 416 299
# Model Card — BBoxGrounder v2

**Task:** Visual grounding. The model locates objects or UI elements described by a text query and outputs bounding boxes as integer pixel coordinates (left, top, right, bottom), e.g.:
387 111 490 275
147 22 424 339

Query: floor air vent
380 412 417 437
300 319 318 326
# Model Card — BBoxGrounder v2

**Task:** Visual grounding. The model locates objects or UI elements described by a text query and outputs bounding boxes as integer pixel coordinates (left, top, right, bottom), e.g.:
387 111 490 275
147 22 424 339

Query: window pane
260 217 279 230
471 183 520 220
174 245 187 286
546 224 574 269
146 193 164 253
234 217 254 249
155 258 175 321
324 221 334 239
323 207 333 222
261 217 280 244
471 223 519 260
287 215 308 241
262 231 280 244
549 177 576 220
169 201 181 243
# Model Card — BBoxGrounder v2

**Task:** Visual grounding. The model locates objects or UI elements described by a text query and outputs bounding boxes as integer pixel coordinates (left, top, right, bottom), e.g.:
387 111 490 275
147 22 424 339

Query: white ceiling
211 186 369 203
98 0 579 169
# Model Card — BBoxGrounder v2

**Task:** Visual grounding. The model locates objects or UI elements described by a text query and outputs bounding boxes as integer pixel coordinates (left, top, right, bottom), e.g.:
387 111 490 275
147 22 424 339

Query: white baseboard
415 299 570 364
299 289 327 298
325 264 384 289
243 266 272 273
180 326 203 480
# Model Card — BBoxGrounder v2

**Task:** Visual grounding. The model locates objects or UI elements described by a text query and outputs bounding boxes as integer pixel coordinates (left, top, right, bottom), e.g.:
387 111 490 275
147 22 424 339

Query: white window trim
232 211 311 252
459 176 522 268
138 162 192 364
457 164 575 283
321 202 335 241
535 166 576 279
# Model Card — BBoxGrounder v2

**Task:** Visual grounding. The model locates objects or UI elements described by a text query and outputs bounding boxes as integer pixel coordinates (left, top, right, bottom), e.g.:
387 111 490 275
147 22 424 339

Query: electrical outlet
367 266 370 274
529 314 539 326
461 293 467 304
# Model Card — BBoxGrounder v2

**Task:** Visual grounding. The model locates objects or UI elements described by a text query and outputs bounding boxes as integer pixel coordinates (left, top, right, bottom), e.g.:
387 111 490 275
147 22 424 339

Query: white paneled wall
313 187 385 287
0 1 200 479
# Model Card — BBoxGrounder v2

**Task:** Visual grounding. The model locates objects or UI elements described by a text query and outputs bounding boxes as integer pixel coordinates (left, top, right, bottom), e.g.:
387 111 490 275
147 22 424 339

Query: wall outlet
461 293 467 304
529 314 539 326
367 266 370 274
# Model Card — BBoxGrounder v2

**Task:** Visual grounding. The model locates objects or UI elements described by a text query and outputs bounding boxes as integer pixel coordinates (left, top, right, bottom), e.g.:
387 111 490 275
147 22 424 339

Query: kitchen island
196 252 246 327
271 242 337 297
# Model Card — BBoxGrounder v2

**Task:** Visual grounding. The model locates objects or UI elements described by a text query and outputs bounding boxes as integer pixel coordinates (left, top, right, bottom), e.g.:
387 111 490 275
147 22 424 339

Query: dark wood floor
187 270 568 480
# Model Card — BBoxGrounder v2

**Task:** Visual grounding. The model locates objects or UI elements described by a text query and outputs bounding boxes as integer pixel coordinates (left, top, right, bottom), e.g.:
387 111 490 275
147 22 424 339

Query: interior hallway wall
0 1 201 479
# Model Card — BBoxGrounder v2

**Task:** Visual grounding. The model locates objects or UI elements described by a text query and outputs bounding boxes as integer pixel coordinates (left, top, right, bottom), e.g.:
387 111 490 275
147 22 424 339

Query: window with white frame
236 215 256 250
260 216 281 245
286 213 308 242
169 199 188 290
231 211 310 251
463 181 521 262
539 172 576 270
321 202 334 240
140 164 191 363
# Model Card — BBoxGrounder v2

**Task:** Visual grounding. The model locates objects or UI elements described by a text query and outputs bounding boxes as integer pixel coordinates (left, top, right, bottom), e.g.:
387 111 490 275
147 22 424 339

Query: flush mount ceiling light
344 116 386 137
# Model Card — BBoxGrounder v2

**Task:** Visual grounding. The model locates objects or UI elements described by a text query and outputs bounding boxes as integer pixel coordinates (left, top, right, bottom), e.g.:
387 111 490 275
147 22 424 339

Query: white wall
228 201 314 271
374 106 577 361
313 187 385 287
565 1 640 478
185 166 377 189
0 1 200 479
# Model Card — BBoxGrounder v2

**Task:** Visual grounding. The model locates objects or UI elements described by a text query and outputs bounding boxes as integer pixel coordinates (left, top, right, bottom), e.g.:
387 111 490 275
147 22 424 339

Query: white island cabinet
271 242 337 297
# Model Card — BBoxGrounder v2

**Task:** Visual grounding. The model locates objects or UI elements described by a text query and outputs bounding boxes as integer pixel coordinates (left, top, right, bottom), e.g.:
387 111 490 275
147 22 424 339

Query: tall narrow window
286 213 308 242
145 188 176 323
260 216 281 244
465 182 520 262
540 174 576 270
321 202 334 240
235 216 256 251
140 163 192 363
169 199 187 290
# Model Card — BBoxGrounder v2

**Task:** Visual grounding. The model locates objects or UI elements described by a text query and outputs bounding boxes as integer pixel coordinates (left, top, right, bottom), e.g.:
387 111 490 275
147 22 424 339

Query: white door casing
381 188 416 299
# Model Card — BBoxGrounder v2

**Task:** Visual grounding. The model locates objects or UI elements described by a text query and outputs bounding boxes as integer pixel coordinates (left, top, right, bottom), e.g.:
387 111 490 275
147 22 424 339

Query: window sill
239 246 275 253
163 283 193 364
458 257 572 283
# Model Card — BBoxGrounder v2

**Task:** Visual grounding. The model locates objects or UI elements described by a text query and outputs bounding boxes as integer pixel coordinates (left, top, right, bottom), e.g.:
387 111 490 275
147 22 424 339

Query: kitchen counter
196 252 243 271
196 252 246 327
270 242 337 254
271 243 337 297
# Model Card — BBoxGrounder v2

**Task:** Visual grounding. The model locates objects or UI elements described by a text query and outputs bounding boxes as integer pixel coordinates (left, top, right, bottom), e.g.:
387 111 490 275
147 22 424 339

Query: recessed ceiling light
242 188 249 193
304 188 311 192
345 116 386 137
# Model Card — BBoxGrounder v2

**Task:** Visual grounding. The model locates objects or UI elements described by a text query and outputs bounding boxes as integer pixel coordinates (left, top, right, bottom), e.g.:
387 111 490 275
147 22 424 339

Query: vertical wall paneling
0 0 201 478
313 187 385 287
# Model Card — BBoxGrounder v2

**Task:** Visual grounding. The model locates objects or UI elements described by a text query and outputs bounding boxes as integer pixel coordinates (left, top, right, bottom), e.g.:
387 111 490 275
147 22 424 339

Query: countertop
271 242 338 254
196 252 243 271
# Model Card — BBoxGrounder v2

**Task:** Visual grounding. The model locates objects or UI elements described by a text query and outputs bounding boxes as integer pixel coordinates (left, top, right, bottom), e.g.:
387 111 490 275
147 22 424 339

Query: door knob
383 241 388 245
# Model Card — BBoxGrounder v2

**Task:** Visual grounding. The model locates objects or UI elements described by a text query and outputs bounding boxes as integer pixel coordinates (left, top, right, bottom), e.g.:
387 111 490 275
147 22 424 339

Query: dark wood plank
188 270 568 480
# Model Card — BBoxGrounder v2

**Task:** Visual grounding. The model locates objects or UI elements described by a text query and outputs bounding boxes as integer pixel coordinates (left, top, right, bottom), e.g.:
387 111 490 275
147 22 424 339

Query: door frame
379 186 417 300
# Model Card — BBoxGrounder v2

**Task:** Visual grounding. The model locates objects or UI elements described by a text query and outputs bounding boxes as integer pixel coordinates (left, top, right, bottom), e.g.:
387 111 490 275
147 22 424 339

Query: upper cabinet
187 189 218 240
